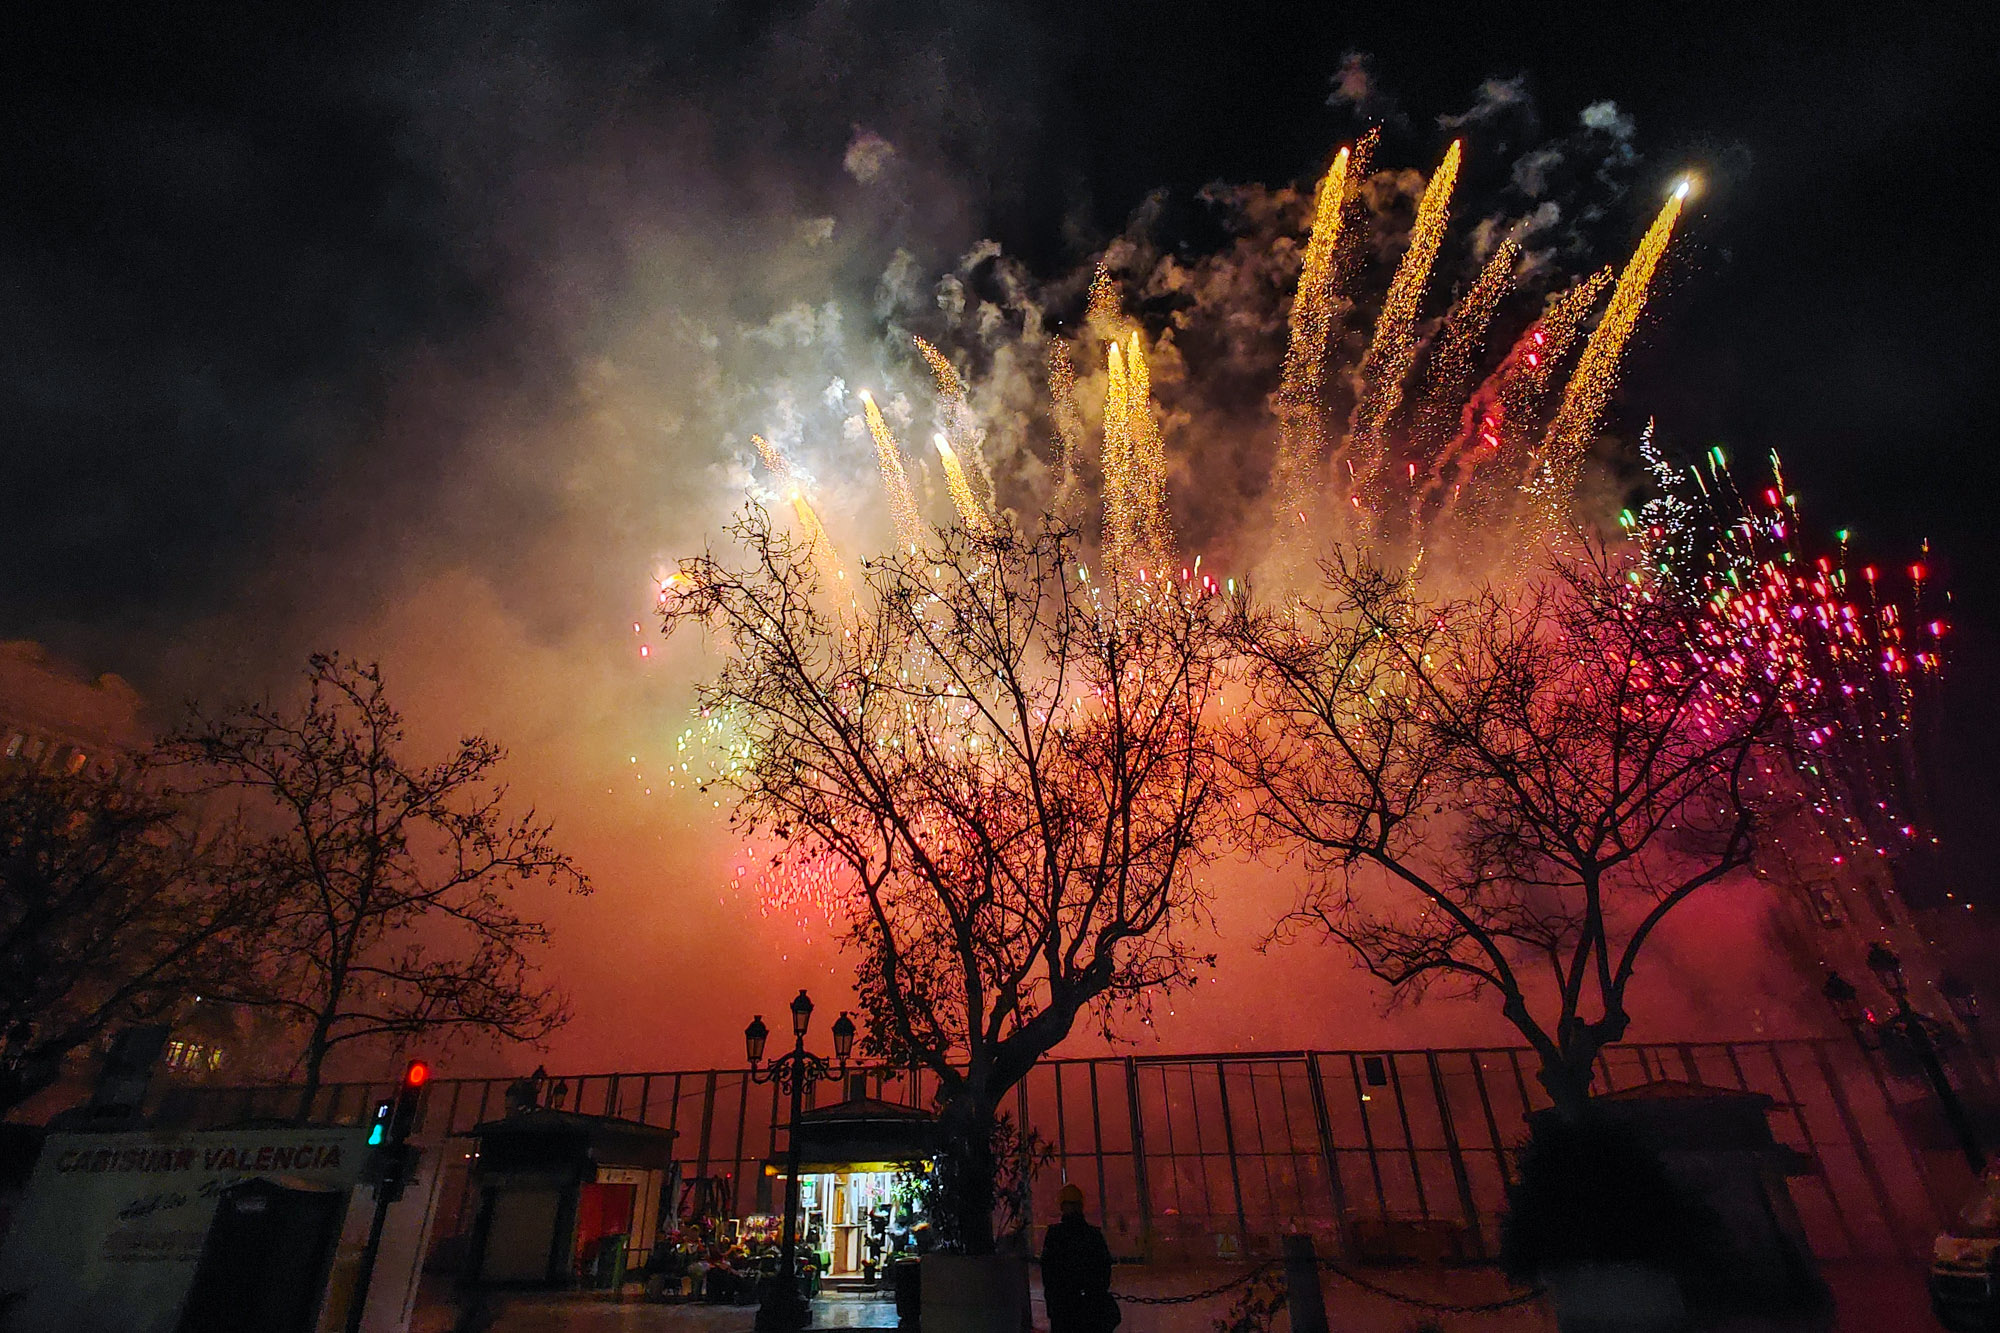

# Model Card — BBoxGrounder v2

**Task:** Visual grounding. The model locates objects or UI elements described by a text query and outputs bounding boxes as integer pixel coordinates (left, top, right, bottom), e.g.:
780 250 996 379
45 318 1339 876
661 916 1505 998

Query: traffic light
365 1062 429 1146
364 1060 430 1200
389 1059 429 1144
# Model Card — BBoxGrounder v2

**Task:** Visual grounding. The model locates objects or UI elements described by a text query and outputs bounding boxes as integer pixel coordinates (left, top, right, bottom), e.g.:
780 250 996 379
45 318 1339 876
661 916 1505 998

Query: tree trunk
294 1019 333 1122
937 1093 999 1256
1537 1053 1597 1123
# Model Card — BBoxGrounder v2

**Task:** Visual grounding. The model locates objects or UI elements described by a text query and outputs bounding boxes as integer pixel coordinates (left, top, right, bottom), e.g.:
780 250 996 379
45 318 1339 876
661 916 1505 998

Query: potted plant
1502 1114 1724 1333
905 1115 1053 1332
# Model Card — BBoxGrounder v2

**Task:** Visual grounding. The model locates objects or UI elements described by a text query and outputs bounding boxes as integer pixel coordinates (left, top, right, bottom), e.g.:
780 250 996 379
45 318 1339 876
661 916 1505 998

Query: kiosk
463 1109 677 1287
775 1093 936 1288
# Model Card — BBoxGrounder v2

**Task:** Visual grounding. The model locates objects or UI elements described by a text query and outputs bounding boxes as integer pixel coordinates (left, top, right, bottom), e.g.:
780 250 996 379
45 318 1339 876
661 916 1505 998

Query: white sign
0 1127 369 1333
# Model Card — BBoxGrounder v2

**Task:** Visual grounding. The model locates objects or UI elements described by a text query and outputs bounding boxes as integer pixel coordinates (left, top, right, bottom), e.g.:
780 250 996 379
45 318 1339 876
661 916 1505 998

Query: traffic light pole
343 1178 398 1333
344 1060 428 1333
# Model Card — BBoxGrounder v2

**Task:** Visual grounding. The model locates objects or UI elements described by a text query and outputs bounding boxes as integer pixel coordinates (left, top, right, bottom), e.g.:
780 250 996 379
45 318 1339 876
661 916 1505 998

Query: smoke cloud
1 14 1828 1074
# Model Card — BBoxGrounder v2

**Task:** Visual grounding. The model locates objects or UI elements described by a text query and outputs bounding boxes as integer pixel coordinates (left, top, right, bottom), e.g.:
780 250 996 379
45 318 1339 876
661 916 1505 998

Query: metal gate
155 1038 1976 1265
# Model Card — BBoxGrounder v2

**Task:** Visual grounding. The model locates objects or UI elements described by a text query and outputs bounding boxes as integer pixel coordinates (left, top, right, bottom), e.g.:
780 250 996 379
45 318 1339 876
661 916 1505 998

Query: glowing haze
641 127 1828 1068
15 23 1858 1073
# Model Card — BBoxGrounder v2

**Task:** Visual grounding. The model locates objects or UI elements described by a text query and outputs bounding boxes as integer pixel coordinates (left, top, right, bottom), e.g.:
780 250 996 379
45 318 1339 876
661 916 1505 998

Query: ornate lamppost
745 990 855 1331
1941 974 1986 1059
1825 942 1985 1172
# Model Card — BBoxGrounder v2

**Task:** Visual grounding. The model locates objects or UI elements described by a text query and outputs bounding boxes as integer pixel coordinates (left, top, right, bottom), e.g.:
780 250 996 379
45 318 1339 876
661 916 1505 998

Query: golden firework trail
1101 339 1134 565
1124 331 1171 564
1435 268 1610 522
1269 142 1357 524
1408 239 1520 520
789 489 846 576
1280 146 1353 407
1086 263 1125 332
1533 181 1689 496
933 433 992 533
860 390 925 550
1414 238 1519 459
1341 140 1463 501
912 335 966 398
1048 339 1085 515
752 433 793 483
752 433 850 589
913 334 994 502
1508 270 1610 401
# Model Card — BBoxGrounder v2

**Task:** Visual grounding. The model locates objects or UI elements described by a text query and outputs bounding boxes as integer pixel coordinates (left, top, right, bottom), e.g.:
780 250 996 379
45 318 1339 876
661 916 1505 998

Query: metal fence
156 1038 1982 1264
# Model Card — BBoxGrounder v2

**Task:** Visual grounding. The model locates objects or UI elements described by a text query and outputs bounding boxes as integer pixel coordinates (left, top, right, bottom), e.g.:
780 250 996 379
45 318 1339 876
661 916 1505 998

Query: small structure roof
1596 1079 1779 1106
787 1094 937 1172
468 1108 679 1177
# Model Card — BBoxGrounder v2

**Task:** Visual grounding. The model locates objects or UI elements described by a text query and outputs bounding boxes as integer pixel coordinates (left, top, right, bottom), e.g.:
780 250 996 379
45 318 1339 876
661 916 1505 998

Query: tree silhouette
0 763 264 1116
163 654 588 1115
1233 551 1786 1116
666 512 1229 1250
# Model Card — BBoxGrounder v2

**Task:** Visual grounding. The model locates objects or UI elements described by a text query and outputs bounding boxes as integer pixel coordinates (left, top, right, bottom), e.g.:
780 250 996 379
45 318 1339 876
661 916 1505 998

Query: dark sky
2 1 1994 1064
3 1 1993 647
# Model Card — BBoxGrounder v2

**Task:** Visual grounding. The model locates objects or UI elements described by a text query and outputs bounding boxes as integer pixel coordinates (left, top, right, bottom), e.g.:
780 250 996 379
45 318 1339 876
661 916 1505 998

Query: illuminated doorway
798 1167 914 1280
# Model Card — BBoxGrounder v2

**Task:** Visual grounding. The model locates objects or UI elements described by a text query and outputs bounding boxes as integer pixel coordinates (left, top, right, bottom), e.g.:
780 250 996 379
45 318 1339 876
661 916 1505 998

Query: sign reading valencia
0 1127 370 1333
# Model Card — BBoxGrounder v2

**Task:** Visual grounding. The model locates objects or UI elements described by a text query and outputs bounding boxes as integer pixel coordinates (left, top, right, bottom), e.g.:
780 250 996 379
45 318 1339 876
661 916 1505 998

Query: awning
781 1095 937 1172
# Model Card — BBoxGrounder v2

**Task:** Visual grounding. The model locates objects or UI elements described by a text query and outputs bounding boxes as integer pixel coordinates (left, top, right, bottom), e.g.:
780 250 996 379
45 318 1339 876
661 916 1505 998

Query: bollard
1283 1233 1330 1333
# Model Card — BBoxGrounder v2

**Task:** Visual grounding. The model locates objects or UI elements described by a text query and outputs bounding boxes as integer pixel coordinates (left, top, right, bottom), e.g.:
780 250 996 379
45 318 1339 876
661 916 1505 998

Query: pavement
425 1291 898 1331
411 1260 1938 1332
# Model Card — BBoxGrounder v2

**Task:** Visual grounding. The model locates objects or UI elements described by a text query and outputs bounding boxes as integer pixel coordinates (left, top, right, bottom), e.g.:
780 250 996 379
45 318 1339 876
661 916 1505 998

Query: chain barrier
1112 1259 1279 1306
1319 1256 1545 1314
1099 1254 1543 1314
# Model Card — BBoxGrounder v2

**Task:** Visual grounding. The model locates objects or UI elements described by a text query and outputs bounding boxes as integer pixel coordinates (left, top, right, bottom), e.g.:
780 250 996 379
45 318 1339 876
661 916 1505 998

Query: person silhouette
1040 1183 1118 1332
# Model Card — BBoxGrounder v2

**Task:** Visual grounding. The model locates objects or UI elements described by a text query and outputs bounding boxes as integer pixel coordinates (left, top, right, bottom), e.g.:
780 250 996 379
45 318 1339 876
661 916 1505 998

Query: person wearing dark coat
1041 1183 1118 1333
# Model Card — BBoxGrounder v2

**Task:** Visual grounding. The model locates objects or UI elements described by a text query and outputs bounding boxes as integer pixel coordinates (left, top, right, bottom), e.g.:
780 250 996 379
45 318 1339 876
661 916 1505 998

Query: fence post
1282 1233 1330 1333
1426 1051 1485 1258
1303 1054 1349 1254
693 1070 718 1184
1087 1063 1110 1240
1124 1059 1154 1261
1214 1062 1252 1253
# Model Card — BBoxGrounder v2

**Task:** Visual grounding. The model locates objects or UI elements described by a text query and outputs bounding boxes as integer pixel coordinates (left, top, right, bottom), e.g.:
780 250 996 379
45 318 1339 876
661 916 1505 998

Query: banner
0 1127 369 1333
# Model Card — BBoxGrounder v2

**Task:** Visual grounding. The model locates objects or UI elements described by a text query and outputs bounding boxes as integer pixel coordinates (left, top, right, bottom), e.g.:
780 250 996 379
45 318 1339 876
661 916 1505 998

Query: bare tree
162 654 589 1115
1232 550 1787 1117
0 763 265 1116
665 512 1230 1251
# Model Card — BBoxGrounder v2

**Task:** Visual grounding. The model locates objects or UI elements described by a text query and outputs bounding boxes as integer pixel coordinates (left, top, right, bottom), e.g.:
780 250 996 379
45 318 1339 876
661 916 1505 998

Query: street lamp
746 991 850 1331
1866 941 1909 1003
791 988 813 1038
1941 975 1982 1029
1830 946 1985 1173
1823 972 1866 1032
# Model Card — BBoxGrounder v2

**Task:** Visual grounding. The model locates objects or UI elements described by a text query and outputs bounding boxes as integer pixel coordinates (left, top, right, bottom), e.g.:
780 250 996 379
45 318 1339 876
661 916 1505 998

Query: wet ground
428 1291 898 1331
413 1260 1933 1331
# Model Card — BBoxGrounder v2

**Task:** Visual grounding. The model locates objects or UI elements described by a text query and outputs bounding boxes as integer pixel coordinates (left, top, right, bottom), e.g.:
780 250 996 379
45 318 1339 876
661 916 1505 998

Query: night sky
6 3 1993 631
3 1 1993 1065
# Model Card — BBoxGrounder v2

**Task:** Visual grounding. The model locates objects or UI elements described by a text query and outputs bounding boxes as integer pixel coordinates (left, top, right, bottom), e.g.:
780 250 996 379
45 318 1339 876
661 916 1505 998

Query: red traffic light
403 1060 431 1089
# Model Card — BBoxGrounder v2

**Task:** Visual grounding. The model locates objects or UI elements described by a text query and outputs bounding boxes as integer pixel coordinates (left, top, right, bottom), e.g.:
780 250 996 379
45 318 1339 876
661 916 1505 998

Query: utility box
1540 1079 1832 1326
175 1178 349 1333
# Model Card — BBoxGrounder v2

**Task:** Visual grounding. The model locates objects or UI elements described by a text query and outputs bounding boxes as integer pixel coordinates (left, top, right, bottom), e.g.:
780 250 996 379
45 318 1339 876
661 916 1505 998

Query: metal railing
153 1037 1979 1265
